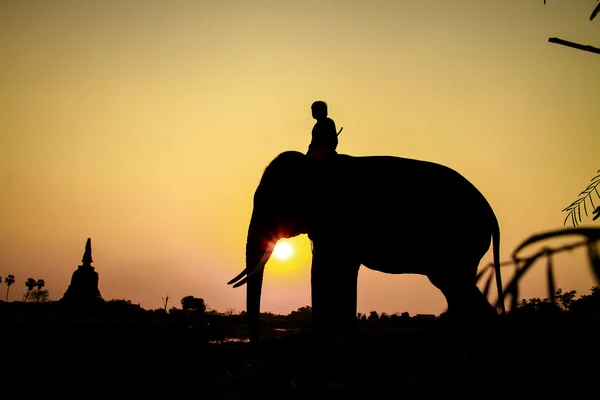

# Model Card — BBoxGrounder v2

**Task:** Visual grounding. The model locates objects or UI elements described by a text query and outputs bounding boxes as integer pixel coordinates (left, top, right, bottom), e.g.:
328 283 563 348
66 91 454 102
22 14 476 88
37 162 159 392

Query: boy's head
311 101 328 120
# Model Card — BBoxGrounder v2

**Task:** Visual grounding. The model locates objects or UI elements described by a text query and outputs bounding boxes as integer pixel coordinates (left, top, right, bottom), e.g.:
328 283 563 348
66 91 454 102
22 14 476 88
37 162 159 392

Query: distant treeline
1 286 598 341
2 286 598 322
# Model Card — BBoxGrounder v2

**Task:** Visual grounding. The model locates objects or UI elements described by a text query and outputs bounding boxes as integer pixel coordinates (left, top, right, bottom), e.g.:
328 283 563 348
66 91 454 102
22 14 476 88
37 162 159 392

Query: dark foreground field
2 312 599 400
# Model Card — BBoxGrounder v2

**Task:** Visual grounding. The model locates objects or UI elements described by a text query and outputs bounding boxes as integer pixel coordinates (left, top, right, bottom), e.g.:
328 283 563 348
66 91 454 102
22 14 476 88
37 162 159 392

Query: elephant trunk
245 213 275 342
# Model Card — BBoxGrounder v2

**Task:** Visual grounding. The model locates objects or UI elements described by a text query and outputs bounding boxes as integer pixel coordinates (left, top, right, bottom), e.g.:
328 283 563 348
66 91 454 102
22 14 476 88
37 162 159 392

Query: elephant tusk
232 278 248 288
230 242 275 288
232 264 266 288
227 269 249 285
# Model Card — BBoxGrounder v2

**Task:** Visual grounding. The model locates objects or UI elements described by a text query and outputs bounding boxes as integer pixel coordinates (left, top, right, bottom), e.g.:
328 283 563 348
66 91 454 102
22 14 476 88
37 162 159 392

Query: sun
273 240 293 260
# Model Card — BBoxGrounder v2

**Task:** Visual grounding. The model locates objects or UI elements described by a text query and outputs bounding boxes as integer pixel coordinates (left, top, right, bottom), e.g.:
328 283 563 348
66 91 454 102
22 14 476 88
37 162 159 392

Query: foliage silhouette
477 227 600 311
24 278 36 302
181 296 206 316
562 170 600 227
25 289 50 303
287 306 312 325
34 279 45 302
4 274 15 301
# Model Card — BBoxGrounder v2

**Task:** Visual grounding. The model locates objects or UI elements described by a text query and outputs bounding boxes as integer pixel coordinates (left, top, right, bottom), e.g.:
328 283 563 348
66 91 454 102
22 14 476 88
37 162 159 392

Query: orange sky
1 0 599 315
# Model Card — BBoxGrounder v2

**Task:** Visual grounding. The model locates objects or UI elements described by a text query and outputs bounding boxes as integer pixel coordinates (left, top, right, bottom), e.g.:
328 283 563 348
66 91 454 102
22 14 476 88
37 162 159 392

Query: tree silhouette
367 311 379 322
35 279 48 303
24 278 36 302
27 289 49 303
515 286 600 327
5 274 15 301
181 296 206 317
288 306 312 324
569 285 600 319
554 288 577 311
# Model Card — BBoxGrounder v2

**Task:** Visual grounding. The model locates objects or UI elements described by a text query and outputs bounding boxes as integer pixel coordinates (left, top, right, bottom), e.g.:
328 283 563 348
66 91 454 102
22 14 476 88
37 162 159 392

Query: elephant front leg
311 242 360 337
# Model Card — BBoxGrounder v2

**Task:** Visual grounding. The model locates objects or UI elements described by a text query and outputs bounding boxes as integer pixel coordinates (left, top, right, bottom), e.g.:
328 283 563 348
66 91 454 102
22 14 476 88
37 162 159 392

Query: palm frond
562 170 600 227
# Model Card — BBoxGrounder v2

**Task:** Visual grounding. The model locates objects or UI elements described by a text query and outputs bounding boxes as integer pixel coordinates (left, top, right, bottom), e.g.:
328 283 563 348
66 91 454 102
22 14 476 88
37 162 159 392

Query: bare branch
591 3 600 21
548 38 600 55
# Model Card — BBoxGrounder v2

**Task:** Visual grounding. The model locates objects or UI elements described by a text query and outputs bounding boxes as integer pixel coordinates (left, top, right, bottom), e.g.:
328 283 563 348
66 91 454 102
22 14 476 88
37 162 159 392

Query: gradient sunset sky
1 1 599 315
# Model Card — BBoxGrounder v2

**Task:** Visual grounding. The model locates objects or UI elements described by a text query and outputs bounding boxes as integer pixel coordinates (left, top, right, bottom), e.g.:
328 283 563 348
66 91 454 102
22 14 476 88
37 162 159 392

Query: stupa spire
82 238 93 265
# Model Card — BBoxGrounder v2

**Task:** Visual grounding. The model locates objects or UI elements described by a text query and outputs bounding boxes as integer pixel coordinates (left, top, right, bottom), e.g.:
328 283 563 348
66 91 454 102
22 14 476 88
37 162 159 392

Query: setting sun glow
273 241 294 260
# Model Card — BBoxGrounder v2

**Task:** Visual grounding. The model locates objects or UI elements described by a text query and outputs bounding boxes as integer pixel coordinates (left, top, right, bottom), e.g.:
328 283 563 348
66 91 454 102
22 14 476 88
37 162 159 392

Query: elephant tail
491 215 506 315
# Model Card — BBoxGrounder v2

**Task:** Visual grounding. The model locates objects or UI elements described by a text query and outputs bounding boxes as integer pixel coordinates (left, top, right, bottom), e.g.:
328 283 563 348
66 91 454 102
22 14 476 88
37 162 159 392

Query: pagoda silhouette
61 238 103 304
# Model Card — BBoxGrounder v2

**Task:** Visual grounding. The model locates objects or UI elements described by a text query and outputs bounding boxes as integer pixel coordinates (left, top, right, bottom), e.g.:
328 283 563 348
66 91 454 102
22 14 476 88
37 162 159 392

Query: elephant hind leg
428 266 499 361
427 265 498 325
428 265 502 371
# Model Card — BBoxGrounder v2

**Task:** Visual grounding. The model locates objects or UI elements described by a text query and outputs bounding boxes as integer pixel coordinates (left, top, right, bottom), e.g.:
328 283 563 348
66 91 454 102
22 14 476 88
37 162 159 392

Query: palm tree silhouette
35 279 45 303
24 278 36 302
5 275 15 302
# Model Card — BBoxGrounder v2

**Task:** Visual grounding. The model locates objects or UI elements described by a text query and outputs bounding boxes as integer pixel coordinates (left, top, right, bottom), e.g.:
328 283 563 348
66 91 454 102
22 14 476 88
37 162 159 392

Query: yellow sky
1 0 599 314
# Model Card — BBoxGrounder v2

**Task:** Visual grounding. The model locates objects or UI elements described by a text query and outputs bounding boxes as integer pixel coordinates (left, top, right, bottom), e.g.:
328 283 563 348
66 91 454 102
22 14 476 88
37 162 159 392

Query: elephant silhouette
228 151 505 342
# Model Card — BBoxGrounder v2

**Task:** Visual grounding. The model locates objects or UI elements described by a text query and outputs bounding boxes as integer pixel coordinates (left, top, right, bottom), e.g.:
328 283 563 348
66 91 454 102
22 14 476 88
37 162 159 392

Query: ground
1 314 598 399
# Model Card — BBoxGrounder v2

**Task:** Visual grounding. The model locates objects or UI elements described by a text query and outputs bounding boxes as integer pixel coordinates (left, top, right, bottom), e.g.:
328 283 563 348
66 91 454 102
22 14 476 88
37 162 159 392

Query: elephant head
228 151 320 341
